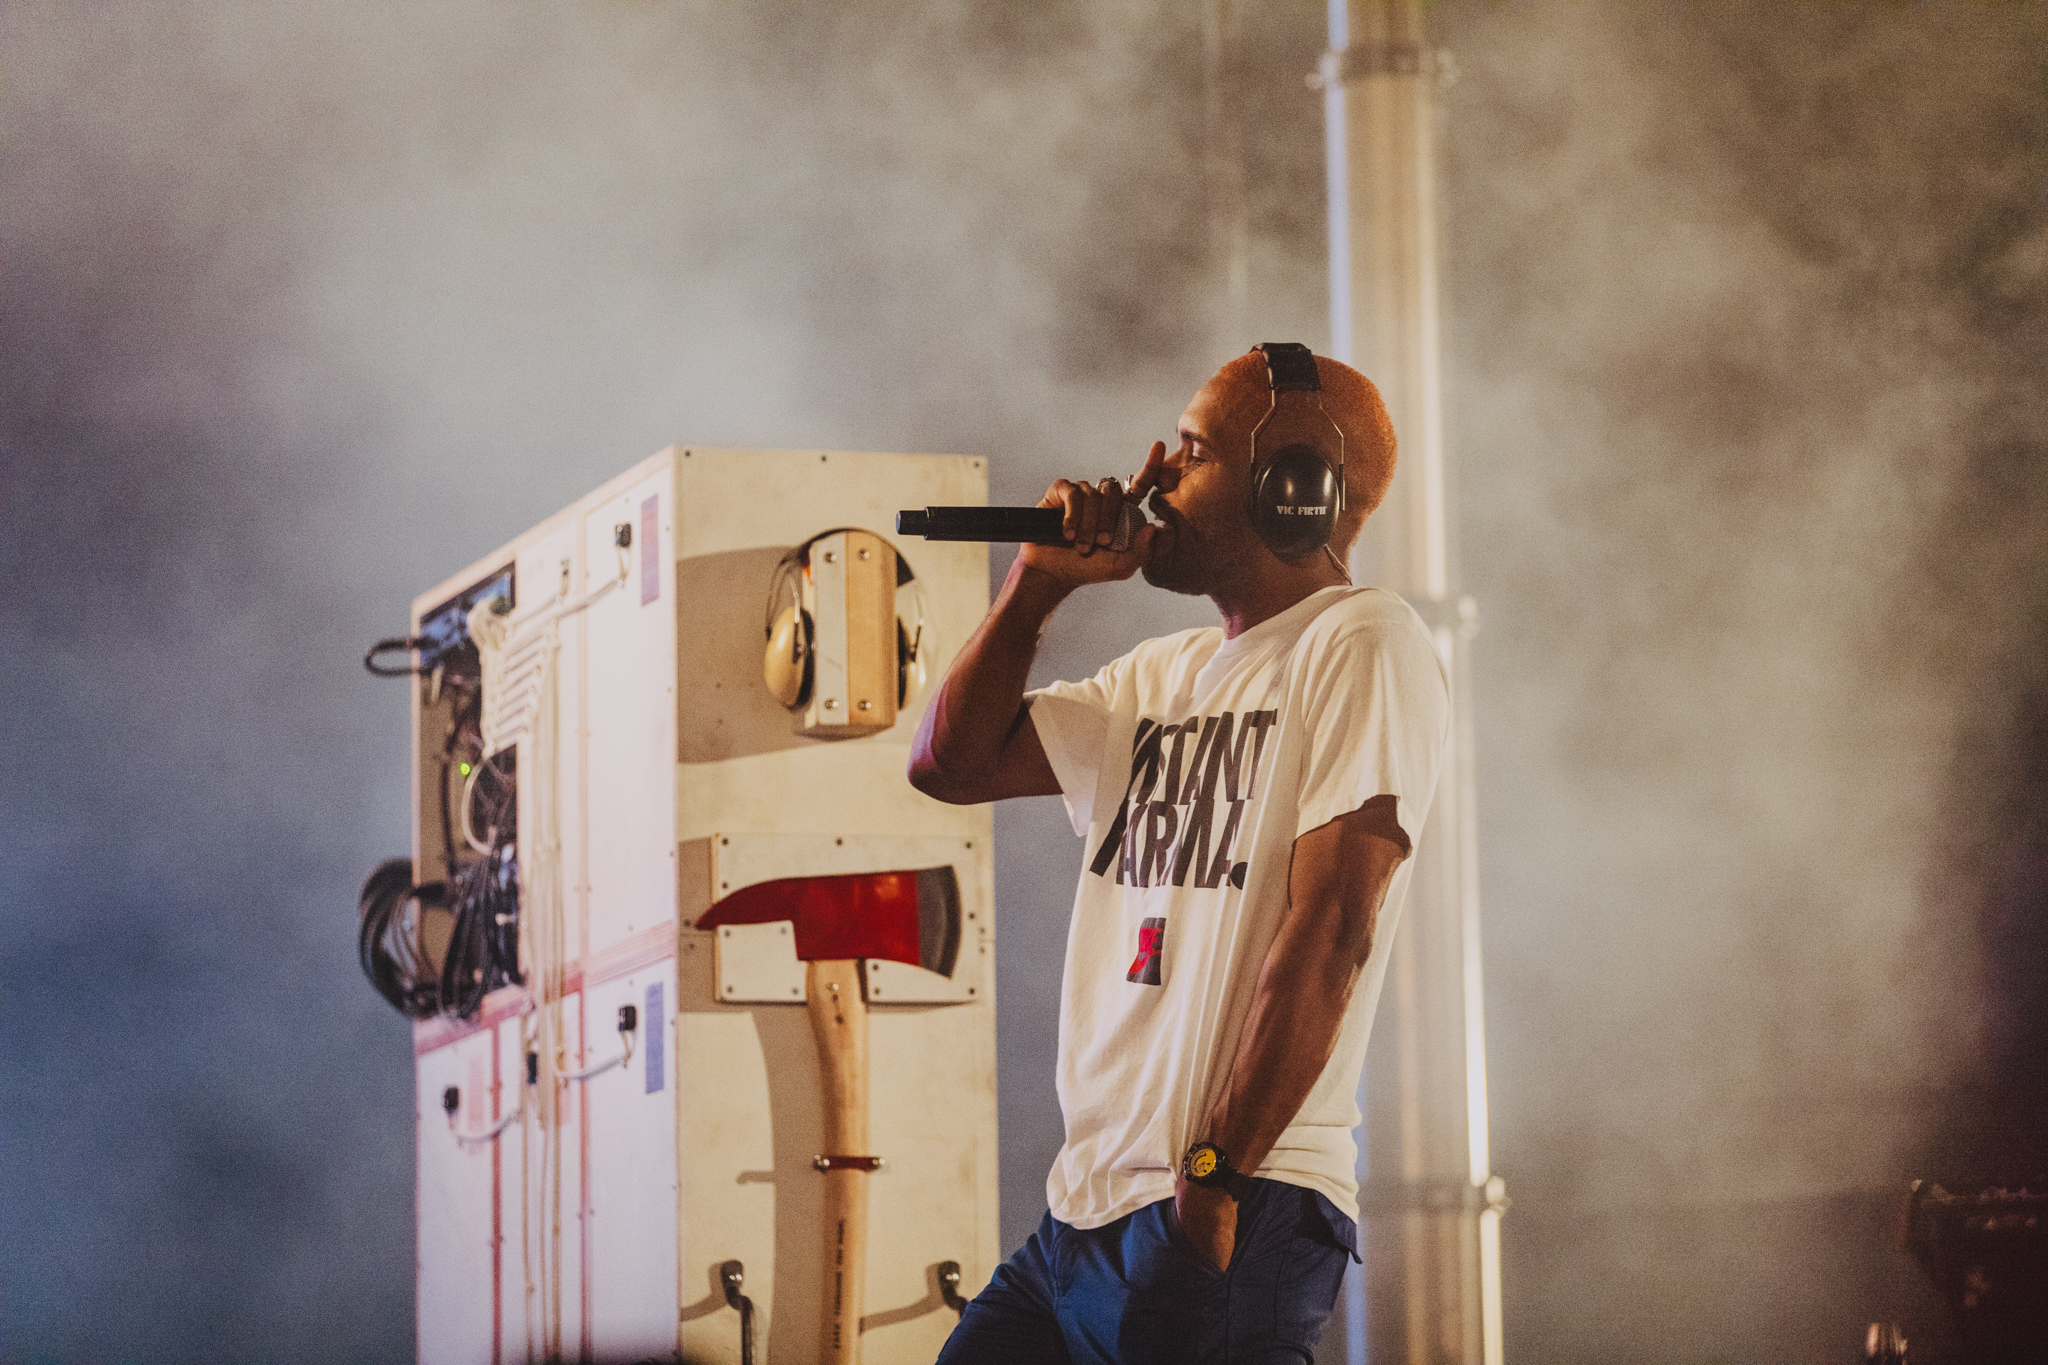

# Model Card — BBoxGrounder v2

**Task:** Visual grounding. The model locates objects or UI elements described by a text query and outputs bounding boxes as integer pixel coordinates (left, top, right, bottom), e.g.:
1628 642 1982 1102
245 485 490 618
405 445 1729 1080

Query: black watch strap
1182 1141 1255 1201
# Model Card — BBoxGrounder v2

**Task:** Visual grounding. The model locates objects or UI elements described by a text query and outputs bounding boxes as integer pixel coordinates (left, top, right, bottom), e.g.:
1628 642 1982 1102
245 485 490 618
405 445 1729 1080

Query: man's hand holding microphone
1013 439 1176 591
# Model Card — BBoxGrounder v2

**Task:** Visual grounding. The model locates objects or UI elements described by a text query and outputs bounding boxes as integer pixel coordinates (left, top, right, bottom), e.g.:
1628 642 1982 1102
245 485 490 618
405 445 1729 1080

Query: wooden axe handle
807 958 869 1365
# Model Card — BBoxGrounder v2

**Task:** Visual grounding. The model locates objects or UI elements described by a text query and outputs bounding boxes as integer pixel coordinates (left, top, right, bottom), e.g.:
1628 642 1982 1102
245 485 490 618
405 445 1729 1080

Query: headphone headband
1257 342 1322 393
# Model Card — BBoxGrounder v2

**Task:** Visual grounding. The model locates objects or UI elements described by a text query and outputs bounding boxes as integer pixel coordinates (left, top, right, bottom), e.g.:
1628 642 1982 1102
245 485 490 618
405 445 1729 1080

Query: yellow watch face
1188 1147 1218 1180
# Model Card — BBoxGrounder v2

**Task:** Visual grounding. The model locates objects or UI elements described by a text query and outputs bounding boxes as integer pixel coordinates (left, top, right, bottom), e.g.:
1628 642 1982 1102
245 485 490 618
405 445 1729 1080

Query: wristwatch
1181 1141 1255 1201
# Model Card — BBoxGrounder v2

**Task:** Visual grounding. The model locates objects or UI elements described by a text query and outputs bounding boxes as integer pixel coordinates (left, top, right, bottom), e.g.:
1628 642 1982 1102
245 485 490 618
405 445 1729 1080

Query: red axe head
696 866 961 976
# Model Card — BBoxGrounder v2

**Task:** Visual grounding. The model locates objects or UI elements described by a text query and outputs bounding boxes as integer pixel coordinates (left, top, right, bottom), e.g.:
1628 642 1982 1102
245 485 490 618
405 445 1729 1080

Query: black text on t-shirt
1087 709 1278 890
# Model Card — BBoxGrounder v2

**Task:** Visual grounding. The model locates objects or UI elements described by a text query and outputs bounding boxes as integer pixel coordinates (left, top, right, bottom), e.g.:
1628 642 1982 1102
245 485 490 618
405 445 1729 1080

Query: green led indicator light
459 762 473 776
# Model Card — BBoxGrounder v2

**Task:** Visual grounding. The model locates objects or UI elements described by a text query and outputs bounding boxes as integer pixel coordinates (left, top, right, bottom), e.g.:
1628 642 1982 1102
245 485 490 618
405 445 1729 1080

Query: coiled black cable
358 859 446 1019
359 849 524 1023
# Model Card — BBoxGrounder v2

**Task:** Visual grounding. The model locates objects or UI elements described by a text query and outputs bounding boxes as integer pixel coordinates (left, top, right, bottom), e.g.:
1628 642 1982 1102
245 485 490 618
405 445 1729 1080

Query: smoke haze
2 2 2041 1362
1440 6 2048 1356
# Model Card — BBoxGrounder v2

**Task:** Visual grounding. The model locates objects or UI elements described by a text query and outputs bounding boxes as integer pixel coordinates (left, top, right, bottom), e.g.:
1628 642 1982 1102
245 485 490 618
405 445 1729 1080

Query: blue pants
935 1179 1356 1365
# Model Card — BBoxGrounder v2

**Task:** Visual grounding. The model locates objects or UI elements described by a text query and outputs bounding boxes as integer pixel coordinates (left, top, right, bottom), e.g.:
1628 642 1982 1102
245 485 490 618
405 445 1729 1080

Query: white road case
407 447 997 1365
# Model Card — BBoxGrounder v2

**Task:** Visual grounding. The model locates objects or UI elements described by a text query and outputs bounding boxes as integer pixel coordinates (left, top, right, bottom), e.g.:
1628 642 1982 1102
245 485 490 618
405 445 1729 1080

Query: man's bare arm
908 461 1162 805
906 558 1069 804
1174 794 1410 1267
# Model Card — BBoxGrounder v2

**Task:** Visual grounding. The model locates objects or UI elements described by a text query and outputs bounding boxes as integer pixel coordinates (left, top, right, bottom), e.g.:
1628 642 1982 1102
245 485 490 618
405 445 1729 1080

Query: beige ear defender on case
763 559 811 709
762 529 927 730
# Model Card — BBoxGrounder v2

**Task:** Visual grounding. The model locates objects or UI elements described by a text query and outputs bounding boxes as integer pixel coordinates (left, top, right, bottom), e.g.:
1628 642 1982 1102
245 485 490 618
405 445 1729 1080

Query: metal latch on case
812 1154 884 1172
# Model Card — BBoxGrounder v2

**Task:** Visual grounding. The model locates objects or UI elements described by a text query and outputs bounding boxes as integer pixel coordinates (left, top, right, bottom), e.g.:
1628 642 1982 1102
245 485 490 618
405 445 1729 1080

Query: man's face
1141 375 1263 597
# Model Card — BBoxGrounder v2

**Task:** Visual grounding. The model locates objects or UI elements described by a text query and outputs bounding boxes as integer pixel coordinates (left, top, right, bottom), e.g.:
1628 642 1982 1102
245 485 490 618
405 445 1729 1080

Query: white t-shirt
1026 585 1449 1229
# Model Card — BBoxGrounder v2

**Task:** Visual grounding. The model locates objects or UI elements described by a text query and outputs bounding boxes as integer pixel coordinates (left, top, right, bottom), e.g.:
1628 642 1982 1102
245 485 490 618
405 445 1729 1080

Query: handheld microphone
897 504 1149 554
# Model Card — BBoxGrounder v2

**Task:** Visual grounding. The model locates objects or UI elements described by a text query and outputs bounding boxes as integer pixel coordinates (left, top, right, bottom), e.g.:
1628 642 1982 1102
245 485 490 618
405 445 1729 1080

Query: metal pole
1322 1 1504 1361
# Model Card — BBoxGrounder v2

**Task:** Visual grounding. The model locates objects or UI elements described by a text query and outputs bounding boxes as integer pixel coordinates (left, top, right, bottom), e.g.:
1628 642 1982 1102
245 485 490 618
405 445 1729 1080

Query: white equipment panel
408 448 994 1365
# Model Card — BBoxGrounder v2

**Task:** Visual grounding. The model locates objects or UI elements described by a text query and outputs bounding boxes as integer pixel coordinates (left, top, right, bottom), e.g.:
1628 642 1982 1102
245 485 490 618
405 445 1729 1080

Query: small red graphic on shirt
1127 917 1165 985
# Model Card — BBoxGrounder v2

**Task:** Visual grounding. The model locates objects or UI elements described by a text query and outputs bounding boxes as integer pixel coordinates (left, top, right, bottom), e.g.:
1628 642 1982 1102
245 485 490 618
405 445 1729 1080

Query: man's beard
1141 517 1251 598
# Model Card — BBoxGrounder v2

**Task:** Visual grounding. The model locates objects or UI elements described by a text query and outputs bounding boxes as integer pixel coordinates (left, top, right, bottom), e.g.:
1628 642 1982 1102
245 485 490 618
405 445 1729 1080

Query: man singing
911 346 1449 1364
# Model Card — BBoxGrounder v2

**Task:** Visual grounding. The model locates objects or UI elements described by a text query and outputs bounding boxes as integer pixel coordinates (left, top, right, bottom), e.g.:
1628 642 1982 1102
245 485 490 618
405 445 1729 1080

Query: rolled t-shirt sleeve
1293 615 1450 849
1026 661 1122 837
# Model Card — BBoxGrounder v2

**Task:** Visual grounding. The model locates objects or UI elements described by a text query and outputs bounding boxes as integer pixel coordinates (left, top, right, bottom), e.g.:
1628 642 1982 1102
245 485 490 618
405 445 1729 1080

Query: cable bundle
438 842 523 1020
357 858 446 1020
358 740 524 1021
357 559 624 1361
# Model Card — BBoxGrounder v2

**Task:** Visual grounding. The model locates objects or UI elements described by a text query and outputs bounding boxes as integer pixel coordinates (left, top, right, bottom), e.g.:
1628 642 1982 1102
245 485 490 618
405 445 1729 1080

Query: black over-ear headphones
1246 342 1346 560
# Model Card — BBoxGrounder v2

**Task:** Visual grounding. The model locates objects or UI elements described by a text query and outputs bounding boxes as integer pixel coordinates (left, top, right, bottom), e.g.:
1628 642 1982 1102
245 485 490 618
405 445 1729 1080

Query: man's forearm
1202 802 1406 1174
908 557 1071 802
1203 917 1365 1176
1171 866 1371 1273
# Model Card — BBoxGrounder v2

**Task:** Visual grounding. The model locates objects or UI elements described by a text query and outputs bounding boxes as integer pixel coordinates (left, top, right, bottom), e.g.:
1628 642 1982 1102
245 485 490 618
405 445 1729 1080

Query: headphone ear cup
897 618 924 707
763 604 814 709
894 573 927 708
1249 443 1340 559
